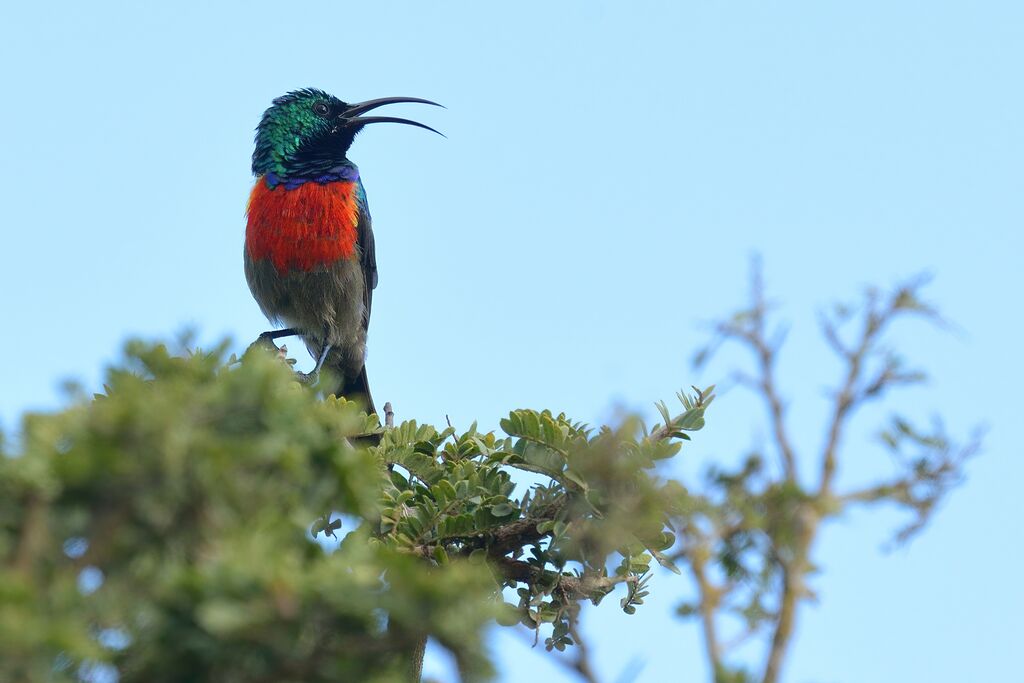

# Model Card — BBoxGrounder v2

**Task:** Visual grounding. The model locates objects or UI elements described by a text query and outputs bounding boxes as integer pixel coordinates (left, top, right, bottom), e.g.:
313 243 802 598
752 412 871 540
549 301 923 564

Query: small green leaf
675 407 706 431
491 503 517 517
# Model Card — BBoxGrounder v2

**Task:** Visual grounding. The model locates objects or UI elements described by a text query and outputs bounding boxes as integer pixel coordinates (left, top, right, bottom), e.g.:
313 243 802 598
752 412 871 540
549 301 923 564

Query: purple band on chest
265 166 360 189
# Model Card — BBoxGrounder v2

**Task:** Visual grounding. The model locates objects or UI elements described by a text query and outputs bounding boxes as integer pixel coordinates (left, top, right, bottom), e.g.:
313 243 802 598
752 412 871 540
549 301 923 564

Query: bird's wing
356 180 377 329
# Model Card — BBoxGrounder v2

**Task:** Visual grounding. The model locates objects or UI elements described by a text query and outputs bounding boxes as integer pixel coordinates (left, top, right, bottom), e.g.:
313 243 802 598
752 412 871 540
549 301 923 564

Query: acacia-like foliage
374 385 712 656
0 340 711 683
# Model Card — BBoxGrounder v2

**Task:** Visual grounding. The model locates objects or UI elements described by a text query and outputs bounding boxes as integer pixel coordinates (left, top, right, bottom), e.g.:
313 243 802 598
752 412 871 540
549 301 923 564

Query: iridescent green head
252 88 443 179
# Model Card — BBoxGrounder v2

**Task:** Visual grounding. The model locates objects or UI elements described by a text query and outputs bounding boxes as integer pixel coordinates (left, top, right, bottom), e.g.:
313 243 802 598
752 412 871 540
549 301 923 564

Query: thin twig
708 259 799 481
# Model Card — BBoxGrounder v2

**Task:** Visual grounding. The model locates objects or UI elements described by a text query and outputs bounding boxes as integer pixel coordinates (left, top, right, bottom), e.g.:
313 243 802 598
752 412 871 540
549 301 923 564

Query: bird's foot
247 328 300 356
245 330 319 383
293 343 331 386
295 369 320 386
245 335 297 368
247 332 278 355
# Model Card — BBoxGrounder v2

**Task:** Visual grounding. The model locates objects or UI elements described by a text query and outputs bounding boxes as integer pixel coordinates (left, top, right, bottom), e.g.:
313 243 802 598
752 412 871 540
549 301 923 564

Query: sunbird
244 88 441 414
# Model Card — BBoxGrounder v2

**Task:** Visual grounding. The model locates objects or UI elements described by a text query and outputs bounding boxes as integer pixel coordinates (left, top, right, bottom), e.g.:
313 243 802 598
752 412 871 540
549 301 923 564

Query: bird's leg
255 327 299 345
297 343 332 385
312 343 332 374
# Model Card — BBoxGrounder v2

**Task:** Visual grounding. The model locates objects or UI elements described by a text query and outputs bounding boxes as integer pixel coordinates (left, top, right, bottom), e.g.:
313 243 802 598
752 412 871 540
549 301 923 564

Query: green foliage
0 271 981 683
1 340 712 682
375 391 714 658
1 343 496 682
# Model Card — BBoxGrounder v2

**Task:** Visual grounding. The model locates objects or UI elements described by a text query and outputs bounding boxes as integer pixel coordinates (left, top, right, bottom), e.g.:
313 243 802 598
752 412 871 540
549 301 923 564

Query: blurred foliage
0 340 711 682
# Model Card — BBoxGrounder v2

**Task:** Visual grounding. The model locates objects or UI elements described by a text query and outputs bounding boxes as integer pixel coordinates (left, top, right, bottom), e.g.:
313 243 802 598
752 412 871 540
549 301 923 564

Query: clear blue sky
2 2 1021 681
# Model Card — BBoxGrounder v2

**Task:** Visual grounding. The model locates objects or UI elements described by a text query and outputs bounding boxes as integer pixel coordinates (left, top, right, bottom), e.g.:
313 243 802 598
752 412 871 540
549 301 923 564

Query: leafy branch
364 387 715 682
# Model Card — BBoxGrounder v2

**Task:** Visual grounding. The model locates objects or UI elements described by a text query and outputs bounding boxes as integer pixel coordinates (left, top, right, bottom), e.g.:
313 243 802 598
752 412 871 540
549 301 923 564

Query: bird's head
252 88 442 179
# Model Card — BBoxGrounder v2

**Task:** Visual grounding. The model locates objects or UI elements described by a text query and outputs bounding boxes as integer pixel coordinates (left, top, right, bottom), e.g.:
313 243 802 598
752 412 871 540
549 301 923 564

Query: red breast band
245 178 359 274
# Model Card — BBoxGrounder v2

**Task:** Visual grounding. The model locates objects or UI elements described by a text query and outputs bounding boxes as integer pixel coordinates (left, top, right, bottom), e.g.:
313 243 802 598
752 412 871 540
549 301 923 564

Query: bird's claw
246 336 298 367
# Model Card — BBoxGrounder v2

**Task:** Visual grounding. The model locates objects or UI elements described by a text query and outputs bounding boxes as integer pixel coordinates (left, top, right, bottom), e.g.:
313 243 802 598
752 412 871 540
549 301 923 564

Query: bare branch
692 560 725 673
698 257 799 481
682 266 978 683
818 311 852 360
681 525 724 674
838 424 983 544
818 277 942 496
762 564 800 683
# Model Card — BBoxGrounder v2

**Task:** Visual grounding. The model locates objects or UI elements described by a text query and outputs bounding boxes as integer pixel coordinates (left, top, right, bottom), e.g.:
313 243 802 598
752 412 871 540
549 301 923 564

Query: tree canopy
1 270 978 683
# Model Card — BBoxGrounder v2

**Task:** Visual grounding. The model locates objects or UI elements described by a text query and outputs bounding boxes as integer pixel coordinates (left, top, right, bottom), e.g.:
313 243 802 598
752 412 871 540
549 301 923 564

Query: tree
0 266 978 683
1 337 712 683
674 261 980 683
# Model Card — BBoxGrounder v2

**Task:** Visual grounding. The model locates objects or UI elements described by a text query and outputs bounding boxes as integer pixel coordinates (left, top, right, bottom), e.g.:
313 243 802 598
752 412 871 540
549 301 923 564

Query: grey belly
244 253 367 377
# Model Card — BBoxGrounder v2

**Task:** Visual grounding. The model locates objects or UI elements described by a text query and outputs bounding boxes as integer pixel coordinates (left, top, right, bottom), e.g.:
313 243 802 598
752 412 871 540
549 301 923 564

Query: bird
244 88 442 415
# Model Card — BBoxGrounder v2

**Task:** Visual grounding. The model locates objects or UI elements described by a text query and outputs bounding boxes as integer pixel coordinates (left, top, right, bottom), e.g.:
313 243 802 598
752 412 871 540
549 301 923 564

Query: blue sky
2 2 1021 681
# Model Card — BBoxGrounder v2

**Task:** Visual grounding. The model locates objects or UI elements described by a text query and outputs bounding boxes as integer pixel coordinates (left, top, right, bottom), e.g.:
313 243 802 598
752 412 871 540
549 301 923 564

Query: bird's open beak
340 96 445 137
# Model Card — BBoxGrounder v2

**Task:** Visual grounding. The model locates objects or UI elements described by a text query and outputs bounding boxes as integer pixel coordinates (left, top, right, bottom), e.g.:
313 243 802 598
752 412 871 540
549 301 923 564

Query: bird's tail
335 364 376 418
336 365 381 447
312 342 380 444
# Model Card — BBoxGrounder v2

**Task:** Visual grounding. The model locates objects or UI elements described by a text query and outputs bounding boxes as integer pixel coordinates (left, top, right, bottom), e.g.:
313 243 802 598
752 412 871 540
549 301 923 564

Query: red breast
245 179 360 274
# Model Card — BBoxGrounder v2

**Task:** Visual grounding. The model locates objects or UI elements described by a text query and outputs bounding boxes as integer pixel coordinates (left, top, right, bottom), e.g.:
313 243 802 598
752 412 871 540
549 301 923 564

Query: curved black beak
343 96 443 117
341 96 445 137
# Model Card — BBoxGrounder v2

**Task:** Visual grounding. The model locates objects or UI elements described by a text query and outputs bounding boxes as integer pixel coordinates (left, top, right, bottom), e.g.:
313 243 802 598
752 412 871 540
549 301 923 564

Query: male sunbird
244 88 441 413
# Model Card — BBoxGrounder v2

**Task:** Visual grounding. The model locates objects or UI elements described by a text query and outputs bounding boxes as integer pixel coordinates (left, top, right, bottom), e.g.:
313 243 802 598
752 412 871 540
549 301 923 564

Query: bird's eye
313 102 330 116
